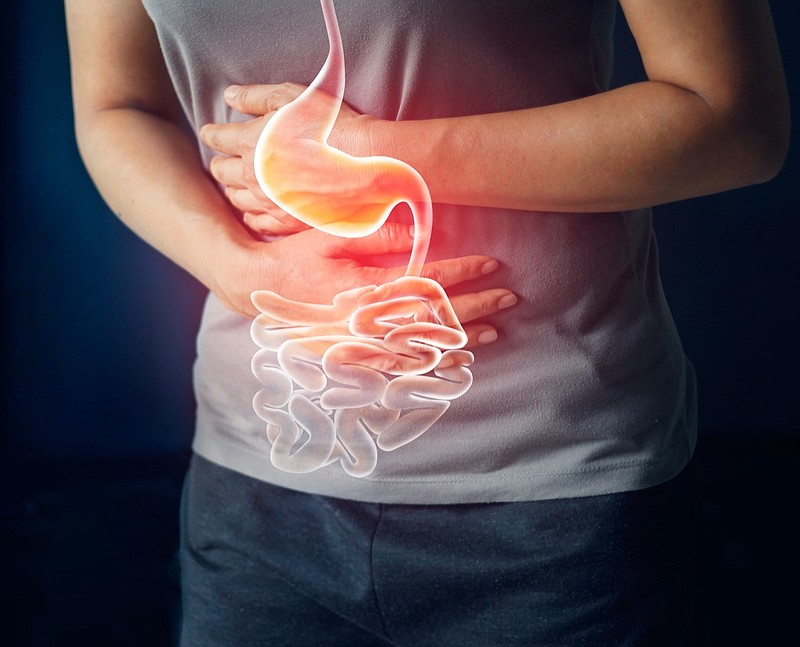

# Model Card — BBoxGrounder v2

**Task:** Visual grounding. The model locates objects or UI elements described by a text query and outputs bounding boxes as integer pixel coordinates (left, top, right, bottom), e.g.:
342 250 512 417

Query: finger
339 222 415 255
449 289 517 324
461 323 500 349
199 121 254 156
344 253 500 296
224 82 306 116
210 156 251 189
226 187 270 213
243 212 311 236
421 256 499 289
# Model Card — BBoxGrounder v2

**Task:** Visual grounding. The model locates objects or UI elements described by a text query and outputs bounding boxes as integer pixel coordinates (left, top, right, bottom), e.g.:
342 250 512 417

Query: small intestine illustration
249 0 473 477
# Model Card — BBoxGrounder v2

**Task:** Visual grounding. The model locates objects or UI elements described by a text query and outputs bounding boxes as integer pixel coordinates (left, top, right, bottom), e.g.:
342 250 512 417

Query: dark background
2 1 798 645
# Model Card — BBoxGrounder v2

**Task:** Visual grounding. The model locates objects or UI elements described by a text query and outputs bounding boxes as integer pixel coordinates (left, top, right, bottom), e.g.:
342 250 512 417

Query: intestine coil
249 0 473 477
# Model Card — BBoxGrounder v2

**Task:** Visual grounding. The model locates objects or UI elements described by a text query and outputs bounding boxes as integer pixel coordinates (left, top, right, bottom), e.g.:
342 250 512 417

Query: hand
200 84 305 235
201 84 515 345
200 82 366 236
208 221 515 347
448 288 517 348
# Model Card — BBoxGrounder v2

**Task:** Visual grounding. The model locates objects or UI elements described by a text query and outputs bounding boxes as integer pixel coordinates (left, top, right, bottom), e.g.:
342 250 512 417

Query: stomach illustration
249 0 473 477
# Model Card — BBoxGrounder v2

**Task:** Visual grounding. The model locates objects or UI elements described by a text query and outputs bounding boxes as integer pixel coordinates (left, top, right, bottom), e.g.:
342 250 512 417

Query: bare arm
65 0 264 315
357 0 790 211
65 0 508 331
204 0 789 215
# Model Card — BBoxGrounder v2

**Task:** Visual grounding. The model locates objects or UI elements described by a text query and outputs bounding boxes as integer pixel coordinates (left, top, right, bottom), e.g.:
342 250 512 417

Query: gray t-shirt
142 0 697 503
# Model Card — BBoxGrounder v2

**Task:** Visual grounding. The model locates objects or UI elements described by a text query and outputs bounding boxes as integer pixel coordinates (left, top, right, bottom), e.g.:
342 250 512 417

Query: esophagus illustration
249 0 473 477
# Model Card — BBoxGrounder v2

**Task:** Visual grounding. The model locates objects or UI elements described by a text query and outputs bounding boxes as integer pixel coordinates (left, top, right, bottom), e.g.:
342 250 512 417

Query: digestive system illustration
249 0 473 477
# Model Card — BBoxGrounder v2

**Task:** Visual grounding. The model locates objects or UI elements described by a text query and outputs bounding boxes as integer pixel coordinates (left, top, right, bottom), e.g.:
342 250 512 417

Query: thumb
341 222 415 256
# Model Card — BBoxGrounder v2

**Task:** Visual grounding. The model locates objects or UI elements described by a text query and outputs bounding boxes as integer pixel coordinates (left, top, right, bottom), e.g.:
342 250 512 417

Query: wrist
333 113 381 158
182 207 253 286
202 230 279 318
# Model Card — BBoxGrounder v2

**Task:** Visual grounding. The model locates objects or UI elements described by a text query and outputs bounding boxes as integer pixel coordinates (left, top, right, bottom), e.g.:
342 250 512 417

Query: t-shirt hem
191 427 695 504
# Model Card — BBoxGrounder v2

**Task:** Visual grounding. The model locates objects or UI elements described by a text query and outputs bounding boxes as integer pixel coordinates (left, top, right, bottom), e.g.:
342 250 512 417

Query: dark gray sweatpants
179 454 696 646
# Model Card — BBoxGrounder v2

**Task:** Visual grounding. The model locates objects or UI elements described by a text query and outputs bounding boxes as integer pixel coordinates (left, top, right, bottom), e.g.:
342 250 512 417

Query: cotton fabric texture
141 0 697 503
180 454 697 646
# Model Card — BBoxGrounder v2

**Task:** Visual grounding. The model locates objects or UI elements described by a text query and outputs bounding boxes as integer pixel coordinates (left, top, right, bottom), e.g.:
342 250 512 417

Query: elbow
757 109 790 183
724 94 791 187
71 100 102 166
73 115 99 174
72 113 90 168
743 113 790 185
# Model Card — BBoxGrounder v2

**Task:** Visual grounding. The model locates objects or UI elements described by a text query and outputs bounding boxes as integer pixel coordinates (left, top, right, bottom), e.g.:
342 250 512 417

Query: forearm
76 106 251 289
75 106 505 319
64 0 510 323
351 79 787 213
338 0 789 214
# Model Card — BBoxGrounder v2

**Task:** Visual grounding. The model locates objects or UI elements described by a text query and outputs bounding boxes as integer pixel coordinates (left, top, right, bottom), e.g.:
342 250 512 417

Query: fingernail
478 330 498 344
224 85 241 99
498 293 517 309
481 259 498 274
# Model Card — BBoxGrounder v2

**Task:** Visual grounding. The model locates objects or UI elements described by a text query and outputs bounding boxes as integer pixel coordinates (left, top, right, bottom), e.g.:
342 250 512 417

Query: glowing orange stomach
252 0 431 274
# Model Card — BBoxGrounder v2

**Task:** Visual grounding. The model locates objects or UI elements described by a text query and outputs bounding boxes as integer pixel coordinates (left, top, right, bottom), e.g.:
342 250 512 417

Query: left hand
200 82 364 236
